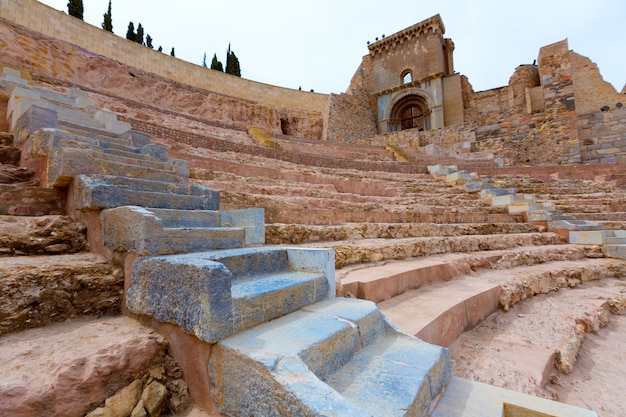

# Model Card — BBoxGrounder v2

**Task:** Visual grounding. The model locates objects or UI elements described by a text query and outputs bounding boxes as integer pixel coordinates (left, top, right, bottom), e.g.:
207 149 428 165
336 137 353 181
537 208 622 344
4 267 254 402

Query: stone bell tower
362 14 464 134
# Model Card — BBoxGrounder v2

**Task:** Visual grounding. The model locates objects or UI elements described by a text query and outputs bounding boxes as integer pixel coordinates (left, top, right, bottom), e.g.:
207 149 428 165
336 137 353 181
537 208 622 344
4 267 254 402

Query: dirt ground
449 278 626 417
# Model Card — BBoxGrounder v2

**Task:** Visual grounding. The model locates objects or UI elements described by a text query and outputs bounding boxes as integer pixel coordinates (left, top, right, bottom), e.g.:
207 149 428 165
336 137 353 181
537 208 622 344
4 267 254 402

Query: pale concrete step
432 377 597 417
126 246 334 343
378 258 624 348
102 206 264 255
209 297 451 417
73 174 220 211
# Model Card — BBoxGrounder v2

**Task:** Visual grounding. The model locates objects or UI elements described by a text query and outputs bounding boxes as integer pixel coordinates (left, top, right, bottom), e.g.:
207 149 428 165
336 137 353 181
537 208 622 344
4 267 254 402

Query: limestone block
526 209 553 221
127 253 234 342
548 219 603 231
141 382 168 417
12 105 58 146
603 244 626 260
73 175 220 211
139 143 169 162
210 298 451 417
569 230 607 245
102 206 245 255
7 86 45 129
433 377 598 417
1 66 28 86
94 109 131 135
220 207 265 246
286 247 336 297
104 379 143 417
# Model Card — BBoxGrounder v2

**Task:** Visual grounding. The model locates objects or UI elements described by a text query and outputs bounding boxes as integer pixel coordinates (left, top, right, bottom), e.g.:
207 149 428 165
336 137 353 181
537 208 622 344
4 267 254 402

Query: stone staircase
0 69 461 417
427 163 626 259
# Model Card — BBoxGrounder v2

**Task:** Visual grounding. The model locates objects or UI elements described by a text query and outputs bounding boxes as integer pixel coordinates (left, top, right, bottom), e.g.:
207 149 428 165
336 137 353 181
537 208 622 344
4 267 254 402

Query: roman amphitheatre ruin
1 1 625 417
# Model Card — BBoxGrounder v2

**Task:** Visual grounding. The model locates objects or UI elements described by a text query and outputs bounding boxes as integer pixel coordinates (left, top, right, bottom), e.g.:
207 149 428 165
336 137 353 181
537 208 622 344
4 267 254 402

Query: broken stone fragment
141 381 168 417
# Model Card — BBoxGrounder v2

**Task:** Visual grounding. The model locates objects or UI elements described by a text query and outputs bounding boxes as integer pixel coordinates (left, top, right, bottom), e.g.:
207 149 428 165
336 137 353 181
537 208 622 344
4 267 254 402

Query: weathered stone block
102 206 245 255
209 298 451 417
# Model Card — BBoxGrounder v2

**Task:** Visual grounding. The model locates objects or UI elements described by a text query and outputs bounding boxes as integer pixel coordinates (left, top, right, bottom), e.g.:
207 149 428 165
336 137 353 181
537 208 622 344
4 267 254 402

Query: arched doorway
388 94 431 132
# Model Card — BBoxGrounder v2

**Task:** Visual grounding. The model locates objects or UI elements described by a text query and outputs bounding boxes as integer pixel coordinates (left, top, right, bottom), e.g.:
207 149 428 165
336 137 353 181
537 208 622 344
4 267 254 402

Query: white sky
38 0 624 94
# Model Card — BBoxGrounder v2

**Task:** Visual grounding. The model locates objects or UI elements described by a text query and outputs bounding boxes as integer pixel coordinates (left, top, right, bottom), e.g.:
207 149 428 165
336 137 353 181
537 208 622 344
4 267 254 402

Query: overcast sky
38 0 624 94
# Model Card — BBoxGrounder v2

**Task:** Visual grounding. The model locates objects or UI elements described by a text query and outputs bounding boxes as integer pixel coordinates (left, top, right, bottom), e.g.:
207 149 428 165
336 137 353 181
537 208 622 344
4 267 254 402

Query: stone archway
388 94 431 132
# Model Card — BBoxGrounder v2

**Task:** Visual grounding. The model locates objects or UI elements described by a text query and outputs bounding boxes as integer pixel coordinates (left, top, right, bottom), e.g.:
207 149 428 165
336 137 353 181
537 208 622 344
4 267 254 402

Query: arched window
401 70 412 85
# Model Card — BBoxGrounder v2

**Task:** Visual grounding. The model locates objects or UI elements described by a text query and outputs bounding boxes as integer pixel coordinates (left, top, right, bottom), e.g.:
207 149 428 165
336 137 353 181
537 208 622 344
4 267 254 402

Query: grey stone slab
73 175 220 211
127 247 333 343
209 298 450 417
220 208 265 246
548 219 603 231
102 206 245 255
603 244 626 260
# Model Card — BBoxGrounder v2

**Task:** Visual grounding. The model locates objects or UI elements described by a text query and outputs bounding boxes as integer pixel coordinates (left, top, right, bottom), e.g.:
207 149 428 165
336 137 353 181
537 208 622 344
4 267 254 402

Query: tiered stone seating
0 70 462 417
1 64 614 416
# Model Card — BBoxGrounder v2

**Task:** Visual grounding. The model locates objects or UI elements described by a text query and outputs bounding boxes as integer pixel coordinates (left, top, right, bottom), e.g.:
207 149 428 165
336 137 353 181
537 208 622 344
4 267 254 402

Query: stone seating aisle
428 164 626 260
0 69 462 417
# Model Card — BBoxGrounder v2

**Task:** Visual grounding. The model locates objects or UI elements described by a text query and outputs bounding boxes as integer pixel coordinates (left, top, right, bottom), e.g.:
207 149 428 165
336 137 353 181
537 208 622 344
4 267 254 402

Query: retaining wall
0 0 330 114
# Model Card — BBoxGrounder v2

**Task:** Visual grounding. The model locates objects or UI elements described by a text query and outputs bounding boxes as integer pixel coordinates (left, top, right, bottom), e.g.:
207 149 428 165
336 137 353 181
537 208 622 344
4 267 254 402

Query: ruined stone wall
324 68 377 142
579 108 626 163
570 51 625 116
537 40 581 164
0 0 329 115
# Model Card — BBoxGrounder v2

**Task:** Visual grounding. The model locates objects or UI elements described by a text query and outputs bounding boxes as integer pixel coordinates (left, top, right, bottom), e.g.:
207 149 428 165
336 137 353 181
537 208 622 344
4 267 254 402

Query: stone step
102 206 265 255
0 145 20 165
73 174 219 211
209 297 451 417
0 165 36 184
378 258 624 348
265 222 543 245
31 145 187 187
0 253 123 336
432 377 597 417
339 244 589 303
24 129 186 187
126 246 334 343
258 206 524 226
0 214 87 256
0 184 65 215
55 123 167 160
302 232 567 269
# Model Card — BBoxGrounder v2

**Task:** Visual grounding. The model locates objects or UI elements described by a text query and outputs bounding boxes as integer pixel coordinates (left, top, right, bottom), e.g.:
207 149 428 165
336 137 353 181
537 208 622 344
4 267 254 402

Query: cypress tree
170 48 175 57
125 22 136 42
146 34 154 49
225 44 241 77
210 53 223 72
102 0 112 32
67 0 84 20
136 23 144 45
